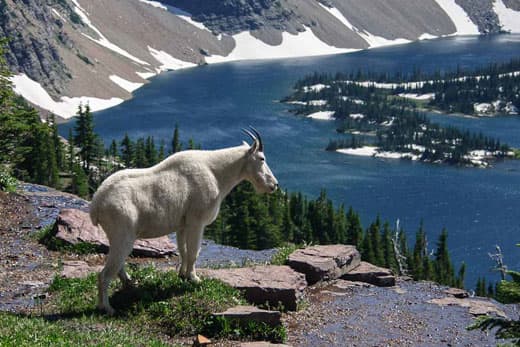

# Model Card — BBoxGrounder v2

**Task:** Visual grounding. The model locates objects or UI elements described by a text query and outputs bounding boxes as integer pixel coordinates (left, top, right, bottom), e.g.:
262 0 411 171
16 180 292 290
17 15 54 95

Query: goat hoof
99 304 115 316
188 274 201 283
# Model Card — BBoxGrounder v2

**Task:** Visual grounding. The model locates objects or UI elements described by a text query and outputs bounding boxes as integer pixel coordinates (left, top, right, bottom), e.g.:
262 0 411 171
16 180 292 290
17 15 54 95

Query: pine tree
120 133 134 167
74 104 96 170
49 114 64 171
434 228 454 286
172 123 182 154
67 129 75 172
346 207 363 247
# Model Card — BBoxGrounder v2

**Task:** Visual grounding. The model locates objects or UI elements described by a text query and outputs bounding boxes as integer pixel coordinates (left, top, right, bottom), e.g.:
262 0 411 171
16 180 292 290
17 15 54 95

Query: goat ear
248 139 258 154
242 141 249 147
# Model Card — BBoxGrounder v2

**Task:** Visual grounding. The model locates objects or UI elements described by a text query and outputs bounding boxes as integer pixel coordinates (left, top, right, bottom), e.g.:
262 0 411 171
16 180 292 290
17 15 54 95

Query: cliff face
2 0 520 119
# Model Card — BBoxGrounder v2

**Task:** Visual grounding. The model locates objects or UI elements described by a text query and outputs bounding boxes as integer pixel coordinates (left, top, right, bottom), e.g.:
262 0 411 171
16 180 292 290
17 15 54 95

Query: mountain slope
3 0 520 119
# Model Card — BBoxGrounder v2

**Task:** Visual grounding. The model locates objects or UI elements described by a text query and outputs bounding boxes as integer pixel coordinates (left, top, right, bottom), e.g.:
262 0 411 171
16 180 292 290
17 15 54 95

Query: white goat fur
90 139 277 315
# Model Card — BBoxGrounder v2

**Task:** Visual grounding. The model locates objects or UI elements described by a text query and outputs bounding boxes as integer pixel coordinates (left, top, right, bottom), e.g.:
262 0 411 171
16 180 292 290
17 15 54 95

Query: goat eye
259 157 265 161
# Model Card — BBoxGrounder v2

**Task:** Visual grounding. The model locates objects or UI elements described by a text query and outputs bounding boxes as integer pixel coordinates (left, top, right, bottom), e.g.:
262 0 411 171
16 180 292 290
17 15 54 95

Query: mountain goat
90 128 278 315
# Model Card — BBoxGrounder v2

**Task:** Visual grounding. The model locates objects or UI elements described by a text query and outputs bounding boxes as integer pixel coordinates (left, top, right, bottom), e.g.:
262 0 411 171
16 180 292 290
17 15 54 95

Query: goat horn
249 126 263 152
242 128 257 143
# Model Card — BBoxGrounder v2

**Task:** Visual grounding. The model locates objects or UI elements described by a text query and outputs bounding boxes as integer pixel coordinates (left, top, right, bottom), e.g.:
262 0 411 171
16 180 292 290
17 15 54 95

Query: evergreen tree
346 206 363 247
434 228 454 286
172 123 182 154
73 104 96 170
120 133 134 167
67 129 75 172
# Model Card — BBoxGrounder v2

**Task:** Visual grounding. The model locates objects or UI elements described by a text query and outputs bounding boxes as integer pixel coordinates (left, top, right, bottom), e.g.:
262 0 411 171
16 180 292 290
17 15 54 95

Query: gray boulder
341 261 396 287
201 266 306 311
287 245 361 284
54 209 177 257
60 260 103 279
213 305 281 327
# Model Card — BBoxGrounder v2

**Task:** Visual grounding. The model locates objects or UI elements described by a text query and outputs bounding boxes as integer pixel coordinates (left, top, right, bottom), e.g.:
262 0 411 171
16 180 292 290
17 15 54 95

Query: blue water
60 34 520 288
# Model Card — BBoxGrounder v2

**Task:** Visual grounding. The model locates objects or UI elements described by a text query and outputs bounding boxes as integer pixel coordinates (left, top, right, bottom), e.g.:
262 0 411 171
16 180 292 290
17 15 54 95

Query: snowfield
206 26 357 63
307 111 336 120
493 0 520 33
433 0 479 35
10 74 124 119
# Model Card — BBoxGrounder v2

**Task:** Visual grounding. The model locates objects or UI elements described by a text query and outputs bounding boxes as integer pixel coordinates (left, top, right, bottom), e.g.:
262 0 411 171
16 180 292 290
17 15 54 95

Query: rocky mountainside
2 0 520 119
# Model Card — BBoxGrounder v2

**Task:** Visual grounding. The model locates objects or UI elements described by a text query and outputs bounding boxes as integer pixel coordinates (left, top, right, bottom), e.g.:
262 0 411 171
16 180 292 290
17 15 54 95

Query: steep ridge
3 0 520 119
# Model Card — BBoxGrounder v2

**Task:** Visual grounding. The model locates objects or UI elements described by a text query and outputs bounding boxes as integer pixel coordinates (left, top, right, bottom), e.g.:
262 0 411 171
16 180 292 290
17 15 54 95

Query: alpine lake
60 34 520 288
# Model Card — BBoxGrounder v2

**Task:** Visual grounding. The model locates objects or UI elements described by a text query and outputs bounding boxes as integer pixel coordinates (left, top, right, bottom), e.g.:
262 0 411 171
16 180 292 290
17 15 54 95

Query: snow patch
419 33 438 40
206 26 356 63
166 5 211 32
318 4 411 48
303 84 329 92
398 93 435 100
10 74 124 119
109 75 143 93
349 113 365 119
148 46 197 71
138 0 168 10
337 146 378 156
493 0 520 33
51 8 67 22
70 0 149 65
307 111 335 120
308 100 328 106
136 71 156 79
434 0 479 35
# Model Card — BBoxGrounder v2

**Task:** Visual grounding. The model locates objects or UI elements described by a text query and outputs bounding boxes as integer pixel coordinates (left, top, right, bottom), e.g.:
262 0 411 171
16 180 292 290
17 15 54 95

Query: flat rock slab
444 287 470 298
341 261 396 287
60 260 103 279
287 245 360 284
213 305 281 327
428 297 507 317
201 266 306 311
55 209 176 257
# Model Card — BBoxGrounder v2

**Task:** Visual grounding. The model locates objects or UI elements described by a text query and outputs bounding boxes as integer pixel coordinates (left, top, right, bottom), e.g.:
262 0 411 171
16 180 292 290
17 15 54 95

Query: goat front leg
185 224 204 283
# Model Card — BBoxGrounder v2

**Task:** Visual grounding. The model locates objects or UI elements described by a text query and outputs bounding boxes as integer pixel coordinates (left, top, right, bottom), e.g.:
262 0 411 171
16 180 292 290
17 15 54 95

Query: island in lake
283 61 520 167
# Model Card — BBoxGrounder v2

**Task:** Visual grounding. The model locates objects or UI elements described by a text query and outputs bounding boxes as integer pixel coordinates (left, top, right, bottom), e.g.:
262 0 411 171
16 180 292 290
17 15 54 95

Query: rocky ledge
0 184 516 346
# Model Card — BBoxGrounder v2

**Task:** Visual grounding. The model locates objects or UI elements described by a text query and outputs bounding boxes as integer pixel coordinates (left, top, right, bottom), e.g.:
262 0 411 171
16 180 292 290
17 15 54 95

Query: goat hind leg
118 265 134 289
98 233 134 315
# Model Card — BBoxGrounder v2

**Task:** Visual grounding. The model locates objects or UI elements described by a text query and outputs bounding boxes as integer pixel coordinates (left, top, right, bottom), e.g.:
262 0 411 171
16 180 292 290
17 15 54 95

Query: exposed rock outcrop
341 261 396 287
201 265 307 310
213 305 282 327
54 208 177 257
287 245 360 284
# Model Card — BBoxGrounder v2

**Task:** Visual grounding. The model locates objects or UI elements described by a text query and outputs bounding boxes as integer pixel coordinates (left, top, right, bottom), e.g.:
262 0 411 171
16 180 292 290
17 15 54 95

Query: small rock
240 342 292 347
287 245 361 284
341 261 396 287
193 334 211 346
444 287 469 298
60 260 103 279
55 209 177 257
201 266 306 311
213 305 281 327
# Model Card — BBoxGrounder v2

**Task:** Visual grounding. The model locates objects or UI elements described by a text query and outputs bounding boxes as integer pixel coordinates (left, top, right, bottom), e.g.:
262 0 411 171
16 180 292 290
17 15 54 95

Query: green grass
0 312 170 346
270 243 300 265
6 265 286 345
